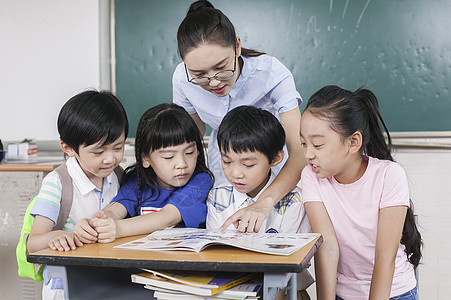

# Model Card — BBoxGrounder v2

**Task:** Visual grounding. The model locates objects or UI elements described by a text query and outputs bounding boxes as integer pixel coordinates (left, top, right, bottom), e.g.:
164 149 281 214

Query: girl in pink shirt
300 85 422 300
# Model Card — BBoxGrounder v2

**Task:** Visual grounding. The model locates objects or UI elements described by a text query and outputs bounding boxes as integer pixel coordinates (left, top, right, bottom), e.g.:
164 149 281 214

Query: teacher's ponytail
187 0 214 15
178 0 265 59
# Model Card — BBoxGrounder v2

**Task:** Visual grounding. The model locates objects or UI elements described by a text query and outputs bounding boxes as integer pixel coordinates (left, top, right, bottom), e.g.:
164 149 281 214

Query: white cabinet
0 170 47 300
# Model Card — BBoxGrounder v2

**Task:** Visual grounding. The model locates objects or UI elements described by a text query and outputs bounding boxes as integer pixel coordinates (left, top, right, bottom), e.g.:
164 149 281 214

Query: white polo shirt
31 156 120 232
206 171 313 290
206 171 310 234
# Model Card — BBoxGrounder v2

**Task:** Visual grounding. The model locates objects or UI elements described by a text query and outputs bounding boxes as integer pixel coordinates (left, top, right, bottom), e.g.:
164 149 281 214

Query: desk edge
27 254 305 273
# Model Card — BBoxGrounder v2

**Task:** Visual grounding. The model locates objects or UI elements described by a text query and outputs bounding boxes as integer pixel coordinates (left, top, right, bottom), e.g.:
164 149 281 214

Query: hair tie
193 2 206 11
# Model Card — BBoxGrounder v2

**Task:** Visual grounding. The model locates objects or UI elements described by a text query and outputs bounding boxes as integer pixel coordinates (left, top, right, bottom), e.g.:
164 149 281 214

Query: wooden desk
0 161 61 171
29 234 322 300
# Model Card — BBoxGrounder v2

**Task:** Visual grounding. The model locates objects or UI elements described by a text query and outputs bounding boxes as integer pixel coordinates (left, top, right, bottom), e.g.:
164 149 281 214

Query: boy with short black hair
206 105 312 298
27 90 128 299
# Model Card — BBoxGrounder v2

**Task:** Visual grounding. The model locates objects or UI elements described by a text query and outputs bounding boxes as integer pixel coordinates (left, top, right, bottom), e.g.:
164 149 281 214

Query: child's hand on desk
90 211 117 243
74 218 98 244
48 230 83 252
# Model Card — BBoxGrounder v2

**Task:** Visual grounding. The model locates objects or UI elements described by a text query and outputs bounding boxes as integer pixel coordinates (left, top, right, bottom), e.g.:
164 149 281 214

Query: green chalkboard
115 0 451 136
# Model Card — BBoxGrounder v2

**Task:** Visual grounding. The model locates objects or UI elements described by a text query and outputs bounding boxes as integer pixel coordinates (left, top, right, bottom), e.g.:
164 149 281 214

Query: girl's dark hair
177 0 265 59
305 85 422 269
217 105 285 163
58 90 129 153
125 103 213 214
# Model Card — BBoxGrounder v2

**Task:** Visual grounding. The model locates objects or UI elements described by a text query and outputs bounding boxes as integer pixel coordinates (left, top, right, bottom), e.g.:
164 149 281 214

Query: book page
212 231 320 255
114 228 215 252
140 269 253 289
115 228 320 256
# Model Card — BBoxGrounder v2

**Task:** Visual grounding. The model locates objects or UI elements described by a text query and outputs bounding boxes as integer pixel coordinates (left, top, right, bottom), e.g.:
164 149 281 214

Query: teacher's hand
220 197 274 233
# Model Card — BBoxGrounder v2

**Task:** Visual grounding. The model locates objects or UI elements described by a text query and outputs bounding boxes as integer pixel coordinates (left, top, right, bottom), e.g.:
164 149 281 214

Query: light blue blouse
173 54 302 185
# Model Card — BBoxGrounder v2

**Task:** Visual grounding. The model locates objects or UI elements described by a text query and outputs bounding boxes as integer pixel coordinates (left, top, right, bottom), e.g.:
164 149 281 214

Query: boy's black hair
58 90 129 153
217 105 285 163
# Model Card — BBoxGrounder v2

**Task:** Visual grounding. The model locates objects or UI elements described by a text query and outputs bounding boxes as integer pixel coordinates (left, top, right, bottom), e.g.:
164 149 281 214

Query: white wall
394 148 451 298
0 0 100 141
1 1 450 297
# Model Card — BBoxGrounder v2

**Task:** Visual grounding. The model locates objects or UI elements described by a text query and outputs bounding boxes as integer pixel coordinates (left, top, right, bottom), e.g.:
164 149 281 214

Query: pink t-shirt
301 156 416 300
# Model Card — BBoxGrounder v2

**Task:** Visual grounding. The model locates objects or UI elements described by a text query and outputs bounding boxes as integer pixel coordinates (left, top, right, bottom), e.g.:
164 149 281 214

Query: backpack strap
54 164 73 230
53 164 123 231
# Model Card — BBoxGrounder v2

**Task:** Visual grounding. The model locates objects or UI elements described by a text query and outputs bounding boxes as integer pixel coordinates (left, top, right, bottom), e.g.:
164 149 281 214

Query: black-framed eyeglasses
185 54 236 86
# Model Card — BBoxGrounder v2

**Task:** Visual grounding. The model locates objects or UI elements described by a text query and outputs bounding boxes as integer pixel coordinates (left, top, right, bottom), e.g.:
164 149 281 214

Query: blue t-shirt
112 172 212 228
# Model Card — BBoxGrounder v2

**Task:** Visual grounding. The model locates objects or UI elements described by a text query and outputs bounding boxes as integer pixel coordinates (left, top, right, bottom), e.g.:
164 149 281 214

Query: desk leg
286 273 297 300
46 265 70 300
263 272 297 300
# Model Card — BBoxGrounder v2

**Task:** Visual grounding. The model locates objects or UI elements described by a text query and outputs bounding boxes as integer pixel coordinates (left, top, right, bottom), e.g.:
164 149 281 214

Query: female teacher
173 0 307 232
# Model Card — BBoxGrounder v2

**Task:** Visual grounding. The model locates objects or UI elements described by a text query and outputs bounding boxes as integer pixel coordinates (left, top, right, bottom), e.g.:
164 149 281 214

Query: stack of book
132 269 262 299
124 229 320 299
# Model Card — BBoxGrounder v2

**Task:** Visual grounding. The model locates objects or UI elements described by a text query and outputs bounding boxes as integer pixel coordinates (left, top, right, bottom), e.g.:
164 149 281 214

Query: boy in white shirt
27 90 128 299
206 105 312 298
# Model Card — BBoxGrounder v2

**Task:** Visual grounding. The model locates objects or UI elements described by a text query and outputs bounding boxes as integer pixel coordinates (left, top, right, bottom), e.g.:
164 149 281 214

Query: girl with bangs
80 103 214 243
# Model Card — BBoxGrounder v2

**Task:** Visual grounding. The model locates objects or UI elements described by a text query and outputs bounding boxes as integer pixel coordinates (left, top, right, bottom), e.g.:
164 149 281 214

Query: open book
115 228 320 256
132 269 257 296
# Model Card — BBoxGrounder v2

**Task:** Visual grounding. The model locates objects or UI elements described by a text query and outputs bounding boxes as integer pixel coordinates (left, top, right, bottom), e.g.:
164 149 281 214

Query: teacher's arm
220 107 307 232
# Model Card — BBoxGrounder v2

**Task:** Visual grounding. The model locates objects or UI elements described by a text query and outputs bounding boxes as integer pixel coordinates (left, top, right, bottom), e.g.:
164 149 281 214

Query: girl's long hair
124 103 213 215
177 0 265 59
306 85 422 269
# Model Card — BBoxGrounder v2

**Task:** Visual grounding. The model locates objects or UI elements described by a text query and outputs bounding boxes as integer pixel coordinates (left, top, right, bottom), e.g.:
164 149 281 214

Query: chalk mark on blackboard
330 0 333 14
342 0 349 19
286 2 295 41
307 16 320 34
356 0 371 28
